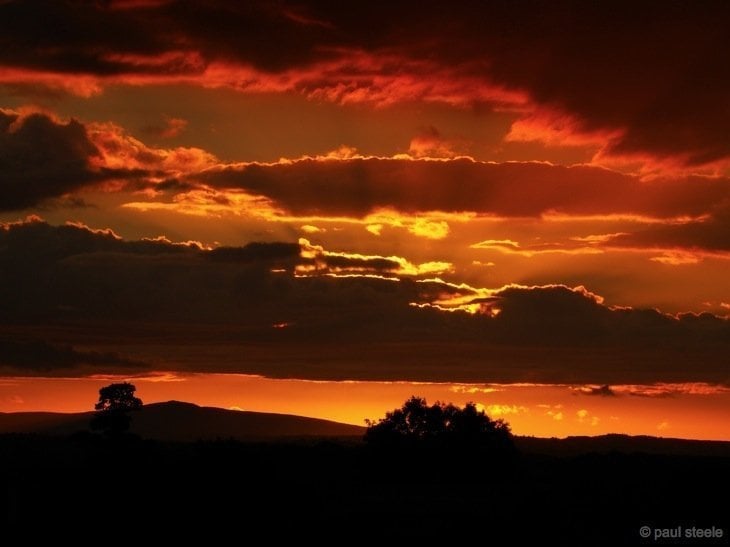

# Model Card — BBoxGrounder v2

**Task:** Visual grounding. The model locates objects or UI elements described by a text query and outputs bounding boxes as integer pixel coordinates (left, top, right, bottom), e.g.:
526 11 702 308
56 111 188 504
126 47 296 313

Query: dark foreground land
1 431 728 544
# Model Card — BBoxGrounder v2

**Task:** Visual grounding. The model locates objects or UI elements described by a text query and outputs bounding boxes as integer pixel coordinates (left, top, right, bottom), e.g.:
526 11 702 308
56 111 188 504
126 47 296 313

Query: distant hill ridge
0 400 365 441
1 402 729 456
515 433 730 457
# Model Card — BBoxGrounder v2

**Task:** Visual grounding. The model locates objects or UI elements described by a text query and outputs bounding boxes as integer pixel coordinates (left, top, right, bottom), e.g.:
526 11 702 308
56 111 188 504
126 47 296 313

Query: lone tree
365 396 514 452
90 382 143 437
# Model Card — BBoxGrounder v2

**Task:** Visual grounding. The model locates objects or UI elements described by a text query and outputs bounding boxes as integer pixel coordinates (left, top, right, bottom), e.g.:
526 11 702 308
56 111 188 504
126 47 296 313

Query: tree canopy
90 382 143 437
365 396 514 451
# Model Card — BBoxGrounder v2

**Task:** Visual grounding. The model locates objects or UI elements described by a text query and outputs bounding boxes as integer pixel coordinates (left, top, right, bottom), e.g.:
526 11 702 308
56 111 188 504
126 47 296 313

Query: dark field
1 433 727 544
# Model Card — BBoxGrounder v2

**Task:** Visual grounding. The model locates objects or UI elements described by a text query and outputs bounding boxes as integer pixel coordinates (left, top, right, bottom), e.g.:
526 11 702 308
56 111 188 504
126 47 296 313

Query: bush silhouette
90 382 143 437
365 396 514 452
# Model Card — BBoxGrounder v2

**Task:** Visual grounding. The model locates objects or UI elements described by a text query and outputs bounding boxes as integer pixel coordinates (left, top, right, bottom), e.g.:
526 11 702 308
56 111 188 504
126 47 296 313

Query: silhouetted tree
365 396 513 452
90 382 143 437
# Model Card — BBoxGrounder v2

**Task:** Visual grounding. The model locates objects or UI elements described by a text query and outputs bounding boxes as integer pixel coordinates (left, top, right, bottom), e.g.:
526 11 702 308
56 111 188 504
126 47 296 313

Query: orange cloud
614 383 730 398
408 126 461 159
88 121 216 173
477 403 529 417
141 116 188 139
649 252 701 266
123 188 280 218
506 110 623 149
298 238 453 277
470 238 603 257
547 410 564 421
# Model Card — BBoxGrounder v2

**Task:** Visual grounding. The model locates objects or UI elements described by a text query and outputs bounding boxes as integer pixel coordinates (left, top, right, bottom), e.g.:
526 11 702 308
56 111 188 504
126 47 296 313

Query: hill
0 401 364 440
515 433 730 457
2 402 729 457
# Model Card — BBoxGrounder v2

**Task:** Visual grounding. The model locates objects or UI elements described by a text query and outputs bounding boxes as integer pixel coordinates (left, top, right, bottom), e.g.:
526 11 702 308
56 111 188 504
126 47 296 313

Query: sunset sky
0 1 728 440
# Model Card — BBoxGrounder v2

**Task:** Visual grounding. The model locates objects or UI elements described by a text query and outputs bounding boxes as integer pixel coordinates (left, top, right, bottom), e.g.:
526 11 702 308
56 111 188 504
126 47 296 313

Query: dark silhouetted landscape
0 400 727 543
0 400 365 440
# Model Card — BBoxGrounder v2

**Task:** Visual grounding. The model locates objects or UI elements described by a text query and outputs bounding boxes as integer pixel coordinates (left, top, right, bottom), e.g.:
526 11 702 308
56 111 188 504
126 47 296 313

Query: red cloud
2 2 729 168
88 121 215 173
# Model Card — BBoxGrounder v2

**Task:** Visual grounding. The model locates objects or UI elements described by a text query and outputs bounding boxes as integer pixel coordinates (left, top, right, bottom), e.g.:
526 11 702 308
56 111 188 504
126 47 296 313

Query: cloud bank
2 1 729 167
1 218 727 384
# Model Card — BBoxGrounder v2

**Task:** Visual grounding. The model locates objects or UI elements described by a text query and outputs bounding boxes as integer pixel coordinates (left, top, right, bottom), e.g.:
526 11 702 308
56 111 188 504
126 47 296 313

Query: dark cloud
206 242 300 263
0 111 103 210
0 219 410 323
2 2 729 165
0 337 148 374
606 203 730 253
319 254 401 272
0 1 343 75
435 1 730 165
200 158 730 219
1 218 728 384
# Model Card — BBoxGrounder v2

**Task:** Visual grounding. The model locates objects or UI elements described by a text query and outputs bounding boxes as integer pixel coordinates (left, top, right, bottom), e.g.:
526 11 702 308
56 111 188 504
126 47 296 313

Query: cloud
470 238 603 258
0 218 730 386
440 2 730 168
0 2 525 107
0 109 222 211
0 337 148 374
505 111 620 149
297 238 453 277
573 384 617 397
605 203 730 254
618 383 730 398
1 218 729 383
575 409 600 426
3 107 728 262
141 116 188 139
478 404 528 417
198 158 730 220
649 252 701 266
1 2 729 167
0 110 103 210
548 411 564 421
88 120 216 173
206 242 300 264
408 126 460 159
2 104 726 258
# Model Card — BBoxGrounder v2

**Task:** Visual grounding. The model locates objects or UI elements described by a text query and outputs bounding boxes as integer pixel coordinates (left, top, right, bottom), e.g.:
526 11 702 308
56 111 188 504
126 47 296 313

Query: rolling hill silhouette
2 401 728 457
0 401 364 441
1 402 728 541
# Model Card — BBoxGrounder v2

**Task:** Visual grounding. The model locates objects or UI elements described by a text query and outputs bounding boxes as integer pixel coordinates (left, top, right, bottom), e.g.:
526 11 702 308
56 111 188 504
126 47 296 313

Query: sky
0 0 728 439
